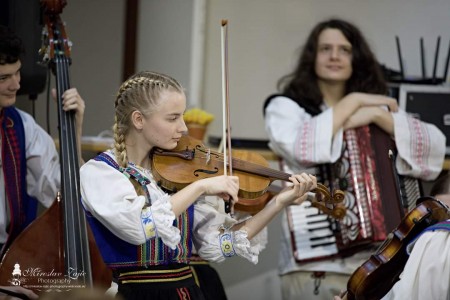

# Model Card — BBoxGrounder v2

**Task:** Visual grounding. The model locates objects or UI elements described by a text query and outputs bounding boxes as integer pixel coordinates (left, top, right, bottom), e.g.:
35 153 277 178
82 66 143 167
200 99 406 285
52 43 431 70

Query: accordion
288 125 422 263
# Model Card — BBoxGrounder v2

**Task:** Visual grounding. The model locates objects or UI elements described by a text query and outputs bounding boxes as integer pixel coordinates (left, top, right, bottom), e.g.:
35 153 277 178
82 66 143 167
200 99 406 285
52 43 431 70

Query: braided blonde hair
113 71 184 168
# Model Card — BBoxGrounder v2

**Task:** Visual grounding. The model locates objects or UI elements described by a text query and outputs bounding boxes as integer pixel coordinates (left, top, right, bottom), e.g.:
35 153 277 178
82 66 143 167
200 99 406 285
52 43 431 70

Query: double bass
0 0 111 293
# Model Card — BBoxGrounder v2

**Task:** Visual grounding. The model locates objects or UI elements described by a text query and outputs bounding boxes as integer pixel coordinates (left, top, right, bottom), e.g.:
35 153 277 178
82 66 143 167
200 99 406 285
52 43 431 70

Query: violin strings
196 146 290 179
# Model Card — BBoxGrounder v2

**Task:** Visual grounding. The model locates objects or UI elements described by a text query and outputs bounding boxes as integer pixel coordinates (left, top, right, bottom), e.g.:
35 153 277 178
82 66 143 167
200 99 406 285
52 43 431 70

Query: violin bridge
206 148 211 164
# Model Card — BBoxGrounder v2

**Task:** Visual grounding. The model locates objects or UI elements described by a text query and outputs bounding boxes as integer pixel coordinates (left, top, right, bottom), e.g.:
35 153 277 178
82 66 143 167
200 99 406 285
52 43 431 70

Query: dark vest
1 107 38 256
85 152 194 269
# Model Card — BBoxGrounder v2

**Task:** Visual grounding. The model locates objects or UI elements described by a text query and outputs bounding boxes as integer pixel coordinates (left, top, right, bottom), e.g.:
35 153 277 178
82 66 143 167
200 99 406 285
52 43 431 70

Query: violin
151 135 346 218
344 197 450 300
234 190 276 215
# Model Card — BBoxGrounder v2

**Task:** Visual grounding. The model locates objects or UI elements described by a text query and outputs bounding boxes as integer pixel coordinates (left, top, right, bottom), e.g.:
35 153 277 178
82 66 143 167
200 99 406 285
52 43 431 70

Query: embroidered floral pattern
219 232 236 257
141 206 157 239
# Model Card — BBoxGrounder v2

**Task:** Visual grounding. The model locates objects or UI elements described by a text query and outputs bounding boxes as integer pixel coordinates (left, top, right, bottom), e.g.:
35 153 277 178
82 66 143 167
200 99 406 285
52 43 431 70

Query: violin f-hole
193 167 219 177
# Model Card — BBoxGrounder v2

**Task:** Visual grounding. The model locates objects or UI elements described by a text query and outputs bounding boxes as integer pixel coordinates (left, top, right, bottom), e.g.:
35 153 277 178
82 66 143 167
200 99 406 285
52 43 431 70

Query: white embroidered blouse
80 151 267 264
382 227 450 300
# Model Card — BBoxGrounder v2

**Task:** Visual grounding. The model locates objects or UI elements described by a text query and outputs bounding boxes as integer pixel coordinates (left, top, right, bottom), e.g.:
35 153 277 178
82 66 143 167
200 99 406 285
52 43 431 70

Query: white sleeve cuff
232 230 260 264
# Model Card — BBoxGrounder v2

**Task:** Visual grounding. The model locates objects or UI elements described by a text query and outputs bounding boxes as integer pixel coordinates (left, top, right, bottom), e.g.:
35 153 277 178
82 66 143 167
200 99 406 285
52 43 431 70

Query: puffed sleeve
264 96 343 169
192 196 267 264
392 110 446 180
80 156 180 249
382 230 450 300
20 110 60 208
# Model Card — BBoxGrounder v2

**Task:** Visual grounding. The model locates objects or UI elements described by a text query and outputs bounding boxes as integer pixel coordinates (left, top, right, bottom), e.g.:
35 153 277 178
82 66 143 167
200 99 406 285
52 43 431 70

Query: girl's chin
152 142 176 151
164 141 179 149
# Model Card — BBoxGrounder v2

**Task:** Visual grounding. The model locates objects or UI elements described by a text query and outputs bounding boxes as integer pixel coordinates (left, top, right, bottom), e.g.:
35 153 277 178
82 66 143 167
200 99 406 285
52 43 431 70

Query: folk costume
0 107 59 255
80 151 267 300
263 95 446 299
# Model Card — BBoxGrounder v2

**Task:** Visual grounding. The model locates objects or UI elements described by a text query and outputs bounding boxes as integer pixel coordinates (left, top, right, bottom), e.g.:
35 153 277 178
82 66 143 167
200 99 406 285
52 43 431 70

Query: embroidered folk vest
0 107 38 255
85 152 193 269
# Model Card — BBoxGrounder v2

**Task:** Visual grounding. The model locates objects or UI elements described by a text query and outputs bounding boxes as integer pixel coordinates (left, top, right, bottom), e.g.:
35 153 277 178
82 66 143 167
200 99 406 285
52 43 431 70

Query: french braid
113 71 183 168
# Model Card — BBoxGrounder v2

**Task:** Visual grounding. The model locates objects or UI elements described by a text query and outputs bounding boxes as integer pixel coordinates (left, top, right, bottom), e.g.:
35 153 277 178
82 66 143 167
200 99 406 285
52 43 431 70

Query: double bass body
0 195 111 290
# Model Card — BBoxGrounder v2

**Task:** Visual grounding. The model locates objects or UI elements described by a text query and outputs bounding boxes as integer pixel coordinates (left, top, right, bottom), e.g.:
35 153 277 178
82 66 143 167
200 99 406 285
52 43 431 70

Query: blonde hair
113 71 183 168
113 71 183 196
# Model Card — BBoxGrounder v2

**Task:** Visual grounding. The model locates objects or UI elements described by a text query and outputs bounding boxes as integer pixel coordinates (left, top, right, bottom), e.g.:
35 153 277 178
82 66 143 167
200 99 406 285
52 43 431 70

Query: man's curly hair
0 25 24 65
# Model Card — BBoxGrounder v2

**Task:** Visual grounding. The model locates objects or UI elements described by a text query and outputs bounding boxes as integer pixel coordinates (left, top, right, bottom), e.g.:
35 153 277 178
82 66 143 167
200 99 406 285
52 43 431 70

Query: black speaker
0 0 47 97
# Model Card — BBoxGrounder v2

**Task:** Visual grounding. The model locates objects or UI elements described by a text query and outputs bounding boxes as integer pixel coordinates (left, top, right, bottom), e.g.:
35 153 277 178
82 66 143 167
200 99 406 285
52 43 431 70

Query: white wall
137 0 194 99
137 0 207 107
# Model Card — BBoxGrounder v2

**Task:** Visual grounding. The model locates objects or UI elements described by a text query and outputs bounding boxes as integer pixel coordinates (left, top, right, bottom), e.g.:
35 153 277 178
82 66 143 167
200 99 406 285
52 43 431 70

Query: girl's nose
179 119 188 134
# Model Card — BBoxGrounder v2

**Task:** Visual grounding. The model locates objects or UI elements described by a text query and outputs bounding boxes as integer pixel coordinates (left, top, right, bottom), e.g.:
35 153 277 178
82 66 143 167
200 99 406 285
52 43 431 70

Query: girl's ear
131 110 144 130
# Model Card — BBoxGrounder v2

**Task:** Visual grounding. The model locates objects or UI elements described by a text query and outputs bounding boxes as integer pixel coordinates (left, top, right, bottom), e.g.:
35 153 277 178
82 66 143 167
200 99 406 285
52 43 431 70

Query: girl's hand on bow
199 175 239 203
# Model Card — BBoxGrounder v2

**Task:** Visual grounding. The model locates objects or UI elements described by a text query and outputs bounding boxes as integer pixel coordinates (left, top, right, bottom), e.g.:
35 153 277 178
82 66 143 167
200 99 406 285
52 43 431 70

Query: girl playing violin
80 71 317 300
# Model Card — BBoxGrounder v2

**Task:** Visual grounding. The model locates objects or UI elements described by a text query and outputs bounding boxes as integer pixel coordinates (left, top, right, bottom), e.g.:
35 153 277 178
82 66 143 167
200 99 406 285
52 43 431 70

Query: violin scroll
310 184 346 219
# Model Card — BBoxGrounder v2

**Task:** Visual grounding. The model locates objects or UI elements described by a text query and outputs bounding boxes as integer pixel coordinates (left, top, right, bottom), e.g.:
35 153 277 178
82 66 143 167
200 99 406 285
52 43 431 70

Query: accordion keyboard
288 203 338 261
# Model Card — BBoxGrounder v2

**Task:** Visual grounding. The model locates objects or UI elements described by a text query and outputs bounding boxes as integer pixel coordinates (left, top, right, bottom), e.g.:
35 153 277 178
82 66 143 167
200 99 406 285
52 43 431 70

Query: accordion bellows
288 125 422 263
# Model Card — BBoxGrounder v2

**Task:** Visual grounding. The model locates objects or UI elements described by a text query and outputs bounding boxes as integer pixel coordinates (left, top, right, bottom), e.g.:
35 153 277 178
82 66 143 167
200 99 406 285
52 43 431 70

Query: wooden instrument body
0 196 111 292
152 135 272 199
346 198 450 300
0 199 64 288
234 191 274 215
